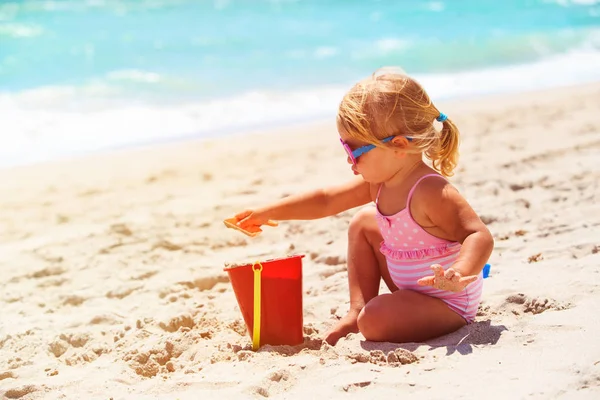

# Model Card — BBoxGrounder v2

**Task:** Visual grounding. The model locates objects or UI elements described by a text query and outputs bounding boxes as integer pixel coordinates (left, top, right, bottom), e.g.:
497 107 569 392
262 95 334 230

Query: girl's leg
323 207 398 345
323 207 467 345
356 290 467 343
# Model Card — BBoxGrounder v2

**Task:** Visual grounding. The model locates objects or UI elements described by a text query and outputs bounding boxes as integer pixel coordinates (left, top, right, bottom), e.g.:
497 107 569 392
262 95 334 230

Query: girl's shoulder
409 174 465 213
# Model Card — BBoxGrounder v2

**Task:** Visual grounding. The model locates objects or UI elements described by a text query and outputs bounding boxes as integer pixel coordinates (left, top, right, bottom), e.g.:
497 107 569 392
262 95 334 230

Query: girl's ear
390 136 410 157
390 136 410 148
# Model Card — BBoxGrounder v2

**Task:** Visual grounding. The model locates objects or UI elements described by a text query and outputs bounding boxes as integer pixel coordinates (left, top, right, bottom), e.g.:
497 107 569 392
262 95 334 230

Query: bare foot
323 310 360 346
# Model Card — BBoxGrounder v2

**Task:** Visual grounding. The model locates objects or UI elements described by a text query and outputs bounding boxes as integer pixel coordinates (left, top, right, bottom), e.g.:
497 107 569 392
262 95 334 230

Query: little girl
232 68 494 346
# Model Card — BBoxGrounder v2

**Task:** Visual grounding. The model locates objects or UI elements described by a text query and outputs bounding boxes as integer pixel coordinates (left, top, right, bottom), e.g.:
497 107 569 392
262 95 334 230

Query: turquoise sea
1 0 599 166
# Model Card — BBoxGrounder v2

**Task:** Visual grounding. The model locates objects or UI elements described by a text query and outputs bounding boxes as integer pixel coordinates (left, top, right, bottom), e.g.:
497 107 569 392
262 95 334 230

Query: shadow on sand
359 319 508 356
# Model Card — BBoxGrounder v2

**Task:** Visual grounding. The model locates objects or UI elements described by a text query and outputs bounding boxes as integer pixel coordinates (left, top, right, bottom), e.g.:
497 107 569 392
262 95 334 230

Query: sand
1 83 599 399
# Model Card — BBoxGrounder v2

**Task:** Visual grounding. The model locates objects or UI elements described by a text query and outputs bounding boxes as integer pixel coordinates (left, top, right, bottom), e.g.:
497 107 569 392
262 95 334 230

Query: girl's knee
356 297 386 341
356 307 372 339
348 207 378 239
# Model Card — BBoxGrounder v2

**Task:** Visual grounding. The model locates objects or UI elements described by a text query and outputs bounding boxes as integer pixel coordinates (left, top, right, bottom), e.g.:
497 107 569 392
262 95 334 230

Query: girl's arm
414 180 494 277
238 177 372 223
255 177 372 220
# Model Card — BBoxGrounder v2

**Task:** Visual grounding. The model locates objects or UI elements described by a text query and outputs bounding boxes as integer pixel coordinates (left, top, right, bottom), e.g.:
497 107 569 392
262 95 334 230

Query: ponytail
425 118 460 177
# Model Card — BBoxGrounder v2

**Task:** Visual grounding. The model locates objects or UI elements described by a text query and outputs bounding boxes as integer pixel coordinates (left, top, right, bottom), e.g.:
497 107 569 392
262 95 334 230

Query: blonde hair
337 67 460 177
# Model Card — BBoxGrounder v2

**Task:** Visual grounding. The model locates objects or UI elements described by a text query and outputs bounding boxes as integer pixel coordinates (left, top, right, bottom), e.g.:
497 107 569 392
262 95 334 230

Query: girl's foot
323 310 360 345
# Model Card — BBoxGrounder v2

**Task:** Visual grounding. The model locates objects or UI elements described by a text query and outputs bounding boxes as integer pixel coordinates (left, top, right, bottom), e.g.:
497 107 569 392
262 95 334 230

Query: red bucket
224 254 304 350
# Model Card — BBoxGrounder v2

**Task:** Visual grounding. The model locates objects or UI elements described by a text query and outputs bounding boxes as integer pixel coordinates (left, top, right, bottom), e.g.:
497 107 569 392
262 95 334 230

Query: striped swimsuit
375 174 483 322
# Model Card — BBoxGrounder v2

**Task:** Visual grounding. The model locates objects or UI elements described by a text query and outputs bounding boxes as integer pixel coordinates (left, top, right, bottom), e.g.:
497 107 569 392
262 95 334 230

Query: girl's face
338 131 408 183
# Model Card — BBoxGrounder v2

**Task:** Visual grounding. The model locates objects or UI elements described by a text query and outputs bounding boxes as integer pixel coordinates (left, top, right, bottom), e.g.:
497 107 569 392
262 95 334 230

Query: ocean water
1 0 599 166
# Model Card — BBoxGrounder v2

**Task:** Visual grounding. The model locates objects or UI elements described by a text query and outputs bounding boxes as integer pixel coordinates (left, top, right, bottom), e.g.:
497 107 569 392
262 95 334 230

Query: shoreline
3 79 600 174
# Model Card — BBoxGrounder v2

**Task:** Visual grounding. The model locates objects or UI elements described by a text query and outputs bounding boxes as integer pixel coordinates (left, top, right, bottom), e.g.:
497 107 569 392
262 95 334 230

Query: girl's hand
231 209 278 235
417 264 478 293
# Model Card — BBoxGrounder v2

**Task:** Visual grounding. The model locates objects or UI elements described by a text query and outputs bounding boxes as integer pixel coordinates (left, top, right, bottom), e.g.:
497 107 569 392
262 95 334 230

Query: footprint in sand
250 368 296 398
503 293 572 315
347 348 418 367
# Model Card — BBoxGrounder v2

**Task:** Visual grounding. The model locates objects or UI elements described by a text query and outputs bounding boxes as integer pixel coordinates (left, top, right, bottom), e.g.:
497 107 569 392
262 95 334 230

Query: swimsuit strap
377 173 446 207
406 174 447 206
375 184 383 204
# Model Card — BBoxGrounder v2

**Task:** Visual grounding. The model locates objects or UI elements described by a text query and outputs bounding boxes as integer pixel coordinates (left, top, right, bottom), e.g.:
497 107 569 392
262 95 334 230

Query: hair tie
436 112 448 123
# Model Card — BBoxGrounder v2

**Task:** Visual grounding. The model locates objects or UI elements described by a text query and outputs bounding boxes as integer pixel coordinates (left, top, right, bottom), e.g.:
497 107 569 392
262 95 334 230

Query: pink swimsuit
375 174 483 323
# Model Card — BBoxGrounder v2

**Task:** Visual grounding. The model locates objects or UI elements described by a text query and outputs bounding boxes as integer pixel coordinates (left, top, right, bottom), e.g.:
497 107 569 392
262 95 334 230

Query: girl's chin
352 169 385 184
358 174 385 184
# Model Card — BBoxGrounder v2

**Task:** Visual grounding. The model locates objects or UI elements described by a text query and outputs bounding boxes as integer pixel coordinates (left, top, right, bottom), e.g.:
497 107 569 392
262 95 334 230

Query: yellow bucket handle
252 261 263 351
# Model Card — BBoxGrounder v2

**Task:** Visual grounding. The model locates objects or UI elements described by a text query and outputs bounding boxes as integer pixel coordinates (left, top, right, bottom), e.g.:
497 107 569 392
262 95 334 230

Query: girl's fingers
431 264 445 279
417 276 435 286
234 210 252 220
444 268 456 280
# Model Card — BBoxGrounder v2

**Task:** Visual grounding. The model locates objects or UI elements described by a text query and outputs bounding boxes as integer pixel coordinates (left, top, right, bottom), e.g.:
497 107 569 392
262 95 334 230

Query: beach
1 82 599 399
